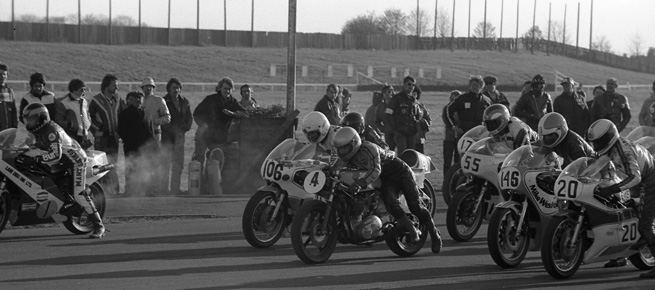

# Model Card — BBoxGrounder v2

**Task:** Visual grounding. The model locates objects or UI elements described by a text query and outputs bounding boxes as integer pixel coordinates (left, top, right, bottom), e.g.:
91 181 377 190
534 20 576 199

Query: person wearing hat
513 74 553 131
553 77 591 136
444 75 493 140
0 62 18 131
20 72 57 122
140 77 171 196
590 77 631 132
638 81 655 126
482 75 510 108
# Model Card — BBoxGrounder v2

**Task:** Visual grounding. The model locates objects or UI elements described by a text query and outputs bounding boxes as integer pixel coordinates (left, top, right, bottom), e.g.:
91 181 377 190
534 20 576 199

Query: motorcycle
540 156 655 279
0 128 112 235
242 137 438 248
626 126 655 155
442 125 489 205
290 163 436 264
446 135 513 242
487 144 560 268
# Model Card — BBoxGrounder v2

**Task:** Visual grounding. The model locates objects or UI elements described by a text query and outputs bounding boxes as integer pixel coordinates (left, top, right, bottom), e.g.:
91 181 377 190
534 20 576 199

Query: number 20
556 179 579 198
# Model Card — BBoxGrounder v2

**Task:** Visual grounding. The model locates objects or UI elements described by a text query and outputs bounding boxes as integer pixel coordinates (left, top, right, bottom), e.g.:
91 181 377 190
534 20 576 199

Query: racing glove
594 184 621 200
347 179 368 194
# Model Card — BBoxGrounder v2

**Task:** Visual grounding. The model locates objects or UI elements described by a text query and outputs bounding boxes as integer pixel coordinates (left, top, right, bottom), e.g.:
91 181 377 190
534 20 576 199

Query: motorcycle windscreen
265 138 312 161
466 137 513 157
626 126 655 141
502 145 560 170
0 128 31 150
457 125 489 154
561 156 614 181
635 137 655 156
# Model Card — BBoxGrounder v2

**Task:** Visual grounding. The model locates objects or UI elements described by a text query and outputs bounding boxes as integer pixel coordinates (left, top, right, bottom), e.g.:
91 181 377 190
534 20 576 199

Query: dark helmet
340 112 365 135
332 127 362 161
587 119 619 155
23 103 50 132
531 74 545 87
483 104 510 136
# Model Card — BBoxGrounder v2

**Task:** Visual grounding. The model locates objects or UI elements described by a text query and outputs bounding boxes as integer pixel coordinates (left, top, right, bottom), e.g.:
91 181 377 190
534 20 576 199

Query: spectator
521 81 532 96
482 75 510 108
638 81 655 126
413 85 431 154
341 88 352 115
553 77 591 136
89 74 124 196
576 82 587 98
514 74 553 131
590 78 631 132
0 62 17 130
364 91 383 132
442 90 461 174
193 77 248 185
20 72 56 122
54 78 92 149
314 84 342 125
140 77 171 195
377 84 396 150
161 78 193 195
386 76 423 153
117 91 153 197
445 75 492 140
589 85 606 109
239 84 260 111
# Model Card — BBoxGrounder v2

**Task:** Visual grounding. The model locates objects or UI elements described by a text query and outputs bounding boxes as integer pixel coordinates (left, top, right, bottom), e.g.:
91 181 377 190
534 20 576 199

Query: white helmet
587 119 619 155
302 111 330 143
538 112 569 148
332 127 362 161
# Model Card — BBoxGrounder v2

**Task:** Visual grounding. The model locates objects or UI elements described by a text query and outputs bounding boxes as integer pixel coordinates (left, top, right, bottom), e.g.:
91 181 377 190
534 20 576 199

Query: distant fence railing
2 21 654 75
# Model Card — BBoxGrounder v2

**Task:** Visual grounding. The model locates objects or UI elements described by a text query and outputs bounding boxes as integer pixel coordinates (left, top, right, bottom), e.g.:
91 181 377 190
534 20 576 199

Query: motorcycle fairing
582 212 641 264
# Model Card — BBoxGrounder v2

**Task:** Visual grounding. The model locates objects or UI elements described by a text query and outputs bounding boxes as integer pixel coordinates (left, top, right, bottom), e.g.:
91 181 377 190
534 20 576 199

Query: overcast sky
1 0 653 55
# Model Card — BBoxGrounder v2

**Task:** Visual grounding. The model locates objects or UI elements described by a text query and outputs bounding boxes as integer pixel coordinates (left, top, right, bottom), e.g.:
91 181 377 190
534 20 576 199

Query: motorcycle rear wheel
422 179 437 217
63 182 106 235
628 248 655 270
487 208 530 268
0 191 10 234
242 191 288 248
291 200 337 264
541 215 583 279
385 214 427 257
446 188 484 242
442 163 465 206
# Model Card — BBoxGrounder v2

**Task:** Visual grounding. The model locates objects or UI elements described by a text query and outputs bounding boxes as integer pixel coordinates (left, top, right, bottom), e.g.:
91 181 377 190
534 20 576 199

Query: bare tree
435 7 452 37
472 21 497 38
16 14 44 23
549 21 571 44
627 33 644 57
113 15 138 27
407 8 433 37
378 8 409 35
341 12 382 34
522 25 543 40
591 35 613 53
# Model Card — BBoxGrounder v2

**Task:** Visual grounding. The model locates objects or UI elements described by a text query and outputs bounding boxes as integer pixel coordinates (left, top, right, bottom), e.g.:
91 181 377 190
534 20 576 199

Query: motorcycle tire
446 188 484 242
385 214 427 257
487 208 530 268
0 191 11 234
290 200 337 264
421 179 437 217
242 191 289 248
628 250 655 270
540 215 583 279
63 182 106 235
441 163 465 206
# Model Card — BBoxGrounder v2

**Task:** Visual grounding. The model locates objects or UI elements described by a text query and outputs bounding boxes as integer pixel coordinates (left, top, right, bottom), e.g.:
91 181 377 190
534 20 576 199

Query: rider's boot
425 218 443 254
397 215 419 244
640 245 655 279
88 211 105 239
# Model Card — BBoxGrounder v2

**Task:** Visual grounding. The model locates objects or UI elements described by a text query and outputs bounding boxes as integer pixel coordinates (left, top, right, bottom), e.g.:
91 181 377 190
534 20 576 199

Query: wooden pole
467 0 470 51
589 0 593 51
515 0 519 53
138 0 142 44
46 0 50 41
483 0 487 39
108 0 112 45
11 0 15 40
286 0 297 117
78 0 81 43
576 2 580 56
547 2 551 56
251 0 255 47
563 4 567 54
451 0 455 51
531 0 536 54
197 0 200 46
167 0 171 45
224 0 228 46
434 0 438 38
499 0 504 51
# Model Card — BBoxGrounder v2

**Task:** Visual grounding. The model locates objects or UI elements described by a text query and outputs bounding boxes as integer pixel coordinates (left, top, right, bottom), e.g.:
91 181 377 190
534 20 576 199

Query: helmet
538 112 569 148
332 127 361 161
531 74 546 86
340 112 365 135
302 112 330 143
23 103 50 132
587 119 619 155
483 104 510 136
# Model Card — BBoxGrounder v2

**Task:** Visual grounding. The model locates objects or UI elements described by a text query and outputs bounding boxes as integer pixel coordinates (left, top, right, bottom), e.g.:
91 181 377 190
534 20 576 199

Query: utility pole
576 2 580 56
251 0 255 47
138 0 142 44
286 0 297 115
108 0 112 45
515 0 519 53
531 0 536 54
467 0 471 51
167 0 171 45
451 0 456 51
78 0 81 43
547 2 551 56
499 0 504 51
224 0 228 46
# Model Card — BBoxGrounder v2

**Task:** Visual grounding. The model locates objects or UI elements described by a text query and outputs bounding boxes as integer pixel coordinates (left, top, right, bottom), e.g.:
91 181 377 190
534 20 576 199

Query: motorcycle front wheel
242 191 288 248
446 188 484 242
0 191 11 234
290 200 338 264
385 214 427 257
541 215 583 279
63 182 106 234
487 208 530 268
442 163 465 206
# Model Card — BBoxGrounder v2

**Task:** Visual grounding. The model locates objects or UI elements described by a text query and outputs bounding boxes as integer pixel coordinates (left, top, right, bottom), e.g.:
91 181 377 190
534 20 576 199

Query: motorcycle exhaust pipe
92 164 114 175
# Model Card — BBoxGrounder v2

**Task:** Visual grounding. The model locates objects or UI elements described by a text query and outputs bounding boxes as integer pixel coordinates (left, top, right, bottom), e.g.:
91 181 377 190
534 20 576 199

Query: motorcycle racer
483 104 539 149
340 112 389 150
538 112 596 168
331 127 443 254
302 111 341 164
587 119 655 278
15 103 105 239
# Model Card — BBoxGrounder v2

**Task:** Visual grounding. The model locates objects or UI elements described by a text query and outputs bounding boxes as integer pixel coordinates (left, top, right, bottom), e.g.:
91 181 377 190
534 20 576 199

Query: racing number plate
261 159 284 181
461 155 481 173
458 137 474 153
499 167 520 190
303 170 326 194
555 176 582 200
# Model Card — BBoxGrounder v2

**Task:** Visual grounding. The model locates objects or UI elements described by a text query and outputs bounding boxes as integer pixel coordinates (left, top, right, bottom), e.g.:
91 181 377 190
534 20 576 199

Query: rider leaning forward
331 127 443 254
482 104 539 150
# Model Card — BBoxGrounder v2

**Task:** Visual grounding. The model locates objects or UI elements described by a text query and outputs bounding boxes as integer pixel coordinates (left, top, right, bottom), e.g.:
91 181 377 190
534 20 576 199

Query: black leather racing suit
549 130 596 168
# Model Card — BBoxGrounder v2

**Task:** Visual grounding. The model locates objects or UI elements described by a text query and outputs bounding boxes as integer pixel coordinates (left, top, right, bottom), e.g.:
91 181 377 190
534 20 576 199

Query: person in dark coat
514 74 553 131
553 77 591 137
117 91 154 197
161 78 193 195
314 83 342 125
